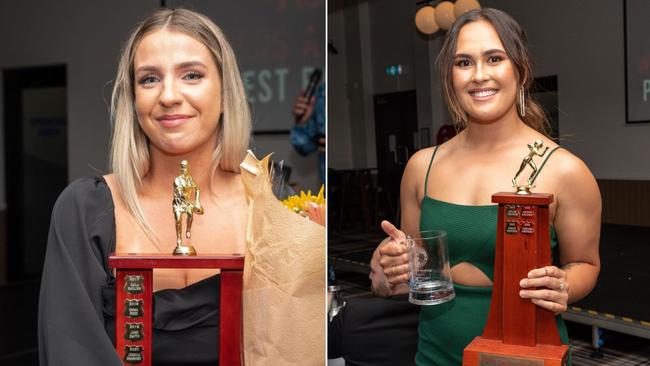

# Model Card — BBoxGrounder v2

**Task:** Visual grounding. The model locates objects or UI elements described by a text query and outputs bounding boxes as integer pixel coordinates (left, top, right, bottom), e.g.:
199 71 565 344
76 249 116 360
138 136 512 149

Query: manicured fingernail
520 279 527 287
519 290 526 297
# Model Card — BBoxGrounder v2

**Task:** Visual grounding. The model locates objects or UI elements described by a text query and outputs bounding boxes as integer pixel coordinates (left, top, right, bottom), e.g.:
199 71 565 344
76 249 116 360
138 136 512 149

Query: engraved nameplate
124 299 144 318
521 205 534 217
124 275 144 294
124 345 144 364
506 205 520 217
478 353 544 366
506 221 518 234
521 221 534 235
124 322 144 341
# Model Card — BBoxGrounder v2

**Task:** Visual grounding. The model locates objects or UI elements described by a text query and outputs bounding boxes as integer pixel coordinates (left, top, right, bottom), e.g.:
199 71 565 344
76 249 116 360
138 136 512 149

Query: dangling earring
518 87 526 117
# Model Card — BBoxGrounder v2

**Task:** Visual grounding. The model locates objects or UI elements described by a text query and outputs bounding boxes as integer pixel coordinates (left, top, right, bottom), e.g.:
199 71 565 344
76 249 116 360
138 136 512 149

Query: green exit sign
385 64 403 76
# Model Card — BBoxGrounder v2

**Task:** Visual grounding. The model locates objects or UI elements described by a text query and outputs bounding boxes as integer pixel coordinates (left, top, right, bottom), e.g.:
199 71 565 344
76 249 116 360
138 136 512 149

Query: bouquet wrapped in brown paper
240 151 325 366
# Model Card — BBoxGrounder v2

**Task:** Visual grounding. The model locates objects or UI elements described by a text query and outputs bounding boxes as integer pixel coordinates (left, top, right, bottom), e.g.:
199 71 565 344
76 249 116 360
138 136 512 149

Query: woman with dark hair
370 8 600 365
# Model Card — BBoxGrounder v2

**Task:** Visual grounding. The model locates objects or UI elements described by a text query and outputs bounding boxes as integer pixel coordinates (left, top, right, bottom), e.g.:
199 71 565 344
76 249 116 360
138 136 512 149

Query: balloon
415 6 439 35
434 1 456 30
454 0 481 18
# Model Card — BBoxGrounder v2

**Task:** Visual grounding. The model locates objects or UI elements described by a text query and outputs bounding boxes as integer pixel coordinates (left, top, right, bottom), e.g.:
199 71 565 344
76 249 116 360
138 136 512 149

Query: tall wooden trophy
463 141 569 365
109 160 244 366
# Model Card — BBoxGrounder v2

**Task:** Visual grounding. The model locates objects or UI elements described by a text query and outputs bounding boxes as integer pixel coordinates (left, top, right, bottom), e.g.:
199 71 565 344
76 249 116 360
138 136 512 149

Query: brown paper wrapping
240 151 326 366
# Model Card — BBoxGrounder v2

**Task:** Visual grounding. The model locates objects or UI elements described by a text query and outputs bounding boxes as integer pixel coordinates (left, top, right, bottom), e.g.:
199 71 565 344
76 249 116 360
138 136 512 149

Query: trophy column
109 254 244 366
463 193 569 365
115 269 152 365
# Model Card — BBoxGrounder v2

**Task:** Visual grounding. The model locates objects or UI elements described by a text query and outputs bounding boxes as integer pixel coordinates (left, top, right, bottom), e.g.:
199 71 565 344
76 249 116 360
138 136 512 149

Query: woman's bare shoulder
404 146 439 178
544 148 600 208
548 148 593 179
409 146 436 164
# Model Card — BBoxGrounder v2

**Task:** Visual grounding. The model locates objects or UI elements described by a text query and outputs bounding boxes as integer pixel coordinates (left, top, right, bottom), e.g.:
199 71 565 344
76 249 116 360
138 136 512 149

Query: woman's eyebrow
454 49 506 59
134 61 208 74
134 65 159 74
176 61 208 70
482 48 506 56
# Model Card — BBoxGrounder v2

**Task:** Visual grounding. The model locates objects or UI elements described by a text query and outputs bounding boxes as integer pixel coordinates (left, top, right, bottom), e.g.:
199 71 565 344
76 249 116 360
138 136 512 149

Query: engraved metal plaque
124 322 144 341
478 353 544 366
521 205 534 217
521 221 534 235
123 345 144 364
506 221 518 234
506 205 520 217
124 275 144 294
124 299 144 318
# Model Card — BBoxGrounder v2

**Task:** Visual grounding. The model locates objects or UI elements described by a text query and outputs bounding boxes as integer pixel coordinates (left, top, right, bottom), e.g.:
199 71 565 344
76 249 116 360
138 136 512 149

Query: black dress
38 177 220 366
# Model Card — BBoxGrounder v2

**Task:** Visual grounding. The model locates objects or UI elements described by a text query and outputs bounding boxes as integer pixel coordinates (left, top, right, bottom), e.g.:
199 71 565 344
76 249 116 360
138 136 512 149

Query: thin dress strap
423 146 440 197
529 146 562 185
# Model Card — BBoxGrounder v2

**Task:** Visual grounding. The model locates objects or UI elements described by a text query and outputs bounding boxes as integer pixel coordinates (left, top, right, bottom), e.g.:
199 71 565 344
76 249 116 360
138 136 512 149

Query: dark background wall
328 0 650 227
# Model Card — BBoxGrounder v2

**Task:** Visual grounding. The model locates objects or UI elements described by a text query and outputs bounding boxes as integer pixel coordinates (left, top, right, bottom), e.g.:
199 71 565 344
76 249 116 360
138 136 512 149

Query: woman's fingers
381 262 410 285
380 220 407 243
382 262 409 278
375 221 410 286
387 273 410 286
529 298 567 313
383 263 410 285
379 248 409 285
520 265 569 314
527 265 565 280
519 287 569 314
378 240 406 257
520 288 565 301
378 248 408 269
519 276 564 291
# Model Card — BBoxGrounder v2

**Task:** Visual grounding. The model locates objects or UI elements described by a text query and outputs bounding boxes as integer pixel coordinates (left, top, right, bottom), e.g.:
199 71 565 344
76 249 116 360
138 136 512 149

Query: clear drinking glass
408 230 455 305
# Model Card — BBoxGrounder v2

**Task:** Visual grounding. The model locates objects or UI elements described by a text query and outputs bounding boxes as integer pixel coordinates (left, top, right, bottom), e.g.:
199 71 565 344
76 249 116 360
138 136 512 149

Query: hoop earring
518 88 526 117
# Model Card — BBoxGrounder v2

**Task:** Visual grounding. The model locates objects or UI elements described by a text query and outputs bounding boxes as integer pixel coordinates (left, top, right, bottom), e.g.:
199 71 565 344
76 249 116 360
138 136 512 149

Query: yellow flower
282 185 326 215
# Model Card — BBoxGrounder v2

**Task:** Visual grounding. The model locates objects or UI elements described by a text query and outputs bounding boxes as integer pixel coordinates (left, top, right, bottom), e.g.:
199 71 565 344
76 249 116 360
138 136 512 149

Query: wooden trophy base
109 253 244 366
464 337 569 366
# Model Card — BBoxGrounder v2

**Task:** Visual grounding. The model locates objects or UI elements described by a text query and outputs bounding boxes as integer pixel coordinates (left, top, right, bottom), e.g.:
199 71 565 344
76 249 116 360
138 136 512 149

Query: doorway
3 65 68 281
373 90 418 224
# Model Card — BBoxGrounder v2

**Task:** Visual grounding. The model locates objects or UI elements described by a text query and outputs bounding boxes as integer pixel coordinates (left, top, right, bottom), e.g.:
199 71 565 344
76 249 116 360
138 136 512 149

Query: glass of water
408 230 455 305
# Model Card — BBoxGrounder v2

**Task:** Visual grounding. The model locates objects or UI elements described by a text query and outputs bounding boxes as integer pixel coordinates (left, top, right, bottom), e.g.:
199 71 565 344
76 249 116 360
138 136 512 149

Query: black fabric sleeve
329 295 420 366
38 177 122 366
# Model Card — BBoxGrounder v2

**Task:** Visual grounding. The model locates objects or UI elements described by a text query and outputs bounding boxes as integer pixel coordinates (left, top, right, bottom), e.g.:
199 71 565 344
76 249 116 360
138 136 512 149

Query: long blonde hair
110 8 251 244
437 8 550 136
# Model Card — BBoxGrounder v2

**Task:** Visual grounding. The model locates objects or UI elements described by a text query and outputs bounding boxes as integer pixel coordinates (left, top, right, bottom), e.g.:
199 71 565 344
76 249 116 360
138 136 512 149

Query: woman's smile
156 114 195 128
468 87 499 101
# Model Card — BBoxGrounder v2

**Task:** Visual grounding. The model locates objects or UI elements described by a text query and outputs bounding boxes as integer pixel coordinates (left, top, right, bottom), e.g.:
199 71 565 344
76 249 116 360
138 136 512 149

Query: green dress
415 147 570 366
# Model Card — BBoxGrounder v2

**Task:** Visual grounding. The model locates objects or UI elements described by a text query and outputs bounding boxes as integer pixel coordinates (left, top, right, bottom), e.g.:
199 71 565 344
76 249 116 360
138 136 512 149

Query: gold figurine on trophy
172 160 204 256
512 140 549 195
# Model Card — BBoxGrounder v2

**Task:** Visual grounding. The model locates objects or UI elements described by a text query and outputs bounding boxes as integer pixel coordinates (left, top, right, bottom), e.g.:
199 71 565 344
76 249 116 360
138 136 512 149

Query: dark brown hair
436 8 549 135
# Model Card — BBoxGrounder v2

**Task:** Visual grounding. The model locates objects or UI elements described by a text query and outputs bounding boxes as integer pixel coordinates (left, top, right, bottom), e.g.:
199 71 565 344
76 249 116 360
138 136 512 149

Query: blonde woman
39 9 251 365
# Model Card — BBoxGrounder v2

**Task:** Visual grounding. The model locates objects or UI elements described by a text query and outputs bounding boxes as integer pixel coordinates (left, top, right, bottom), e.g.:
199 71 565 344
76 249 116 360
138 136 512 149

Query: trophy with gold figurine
173 160 204 256
109 160 244 366
464 141 569 365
